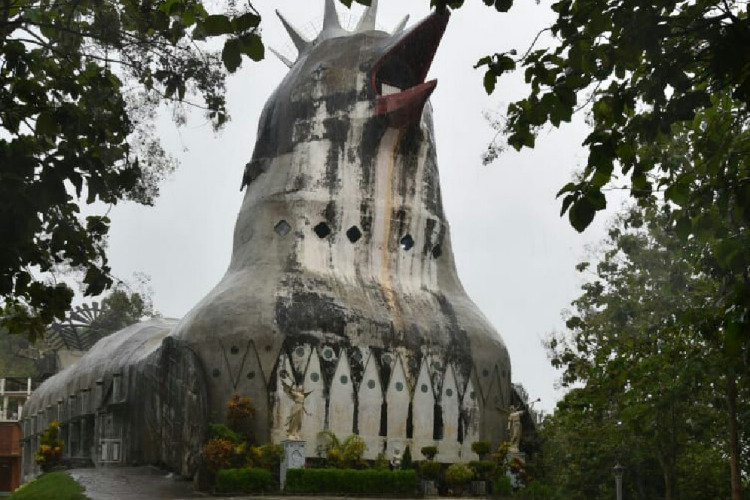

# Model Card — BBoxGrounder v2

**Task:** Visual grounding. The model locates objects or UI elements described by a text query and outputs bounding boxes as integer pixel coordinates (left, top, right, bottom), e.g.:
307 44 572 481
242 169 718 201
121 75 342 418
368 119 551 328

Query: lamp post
613 463 625 500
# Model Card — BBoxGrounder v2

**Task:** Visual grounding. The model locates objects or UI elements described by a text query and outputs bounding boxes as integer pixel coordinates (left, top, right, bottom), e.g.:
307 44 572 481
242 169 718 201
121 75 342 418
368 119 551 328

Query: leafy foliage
545 206 745 499
419 460 442 481
443 462 474 490
214 467 273 494
86 287 153 337
225 394 255 440
208 423 243 445
0 0 264 339
248 443 282 472
34 420 64 471
476 0 750 229
465 2 750 494
319 432 367 469
470 440 491 459
420 445 438 461
202 437 235 473
284 468 417 496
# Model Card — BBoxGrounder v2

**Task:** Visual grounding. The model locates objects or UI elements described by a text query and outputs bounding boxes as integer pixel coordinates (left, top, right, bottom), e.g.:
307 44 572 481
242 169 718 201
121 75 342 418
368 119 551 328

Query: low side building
0 421 22 494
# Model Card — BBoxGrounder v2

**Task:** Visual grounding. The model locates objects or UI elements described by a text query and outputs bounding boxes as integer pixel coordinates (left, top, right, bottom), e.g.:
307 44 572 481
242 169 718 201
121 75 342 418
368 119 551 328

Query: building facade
0 378 34 494
23 1 513 479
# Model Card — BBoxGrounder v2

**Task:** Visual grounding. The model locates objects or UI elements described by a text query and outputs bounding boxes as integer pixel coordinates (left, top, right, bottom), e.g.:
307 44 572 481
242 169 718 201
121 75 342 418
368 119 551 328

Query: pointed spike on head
269 47 293 68
392 15 410 34
276 10 310 53
323 0 342 31
355 0 378 32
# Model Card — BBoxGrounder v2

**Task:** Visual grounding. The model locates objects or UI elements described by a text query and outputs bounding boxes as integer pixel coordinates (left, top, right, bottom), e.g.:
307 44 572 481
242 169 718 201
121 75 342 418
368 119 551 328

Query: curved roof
24 318 178 416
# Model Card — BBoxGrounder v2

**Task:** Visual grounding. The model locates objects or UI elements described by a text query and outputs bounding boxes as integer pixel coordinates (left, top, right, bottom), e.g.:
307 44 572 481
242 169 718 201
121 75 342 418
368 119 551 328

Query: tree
85 285 154 337
546 205 744 499
474 0 749 230
450 1 750 495
0 0 265 340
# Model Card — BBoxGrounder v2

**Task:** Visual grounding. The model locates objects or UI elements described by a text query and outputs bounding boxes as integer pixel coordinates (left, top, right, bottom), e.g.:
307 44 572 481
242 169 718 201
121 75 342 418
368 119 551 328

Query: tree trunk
663 470 674 500
727 373 742 500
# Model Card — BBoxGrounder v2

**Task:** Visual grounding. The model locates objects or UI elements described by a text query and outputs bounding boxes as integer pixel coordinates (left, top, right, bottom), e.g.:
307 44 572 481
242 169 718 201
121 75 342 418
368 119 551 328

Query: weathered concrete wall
21 320 208 478
170 7 512 461
22 3 513 475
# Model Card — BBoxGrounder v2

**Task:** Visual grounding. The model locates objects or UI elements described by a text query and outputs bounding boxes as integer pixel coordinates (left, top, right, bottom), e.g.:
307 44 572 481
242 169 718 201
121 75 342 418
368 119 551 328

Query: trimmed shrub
214 467 273 494
285 468 417 496
226 395 255 439
492 475 513 497
469 460 496 481
514 481 561 500
401 445 413 469
444 462 474 491
372 452 390 471
250 443 283 471
208 423 243 444
320 432 368 469
471 441 492 459
419 460 442 481
202 438 235 472
421 445 438 461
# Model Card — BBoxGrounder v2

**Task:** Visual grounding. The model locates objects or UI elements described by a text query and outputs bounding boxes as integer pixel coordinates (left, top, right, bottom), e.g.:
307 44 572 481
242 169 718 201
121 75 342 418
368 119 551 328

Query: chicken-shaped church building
21 0 512 478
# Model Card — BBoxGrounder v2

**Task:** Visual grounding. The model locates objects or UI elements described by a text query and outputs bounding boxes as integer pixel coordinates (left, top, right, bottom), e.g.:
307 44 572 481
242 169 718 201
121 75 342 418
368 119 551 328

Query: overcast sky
101 1 625 415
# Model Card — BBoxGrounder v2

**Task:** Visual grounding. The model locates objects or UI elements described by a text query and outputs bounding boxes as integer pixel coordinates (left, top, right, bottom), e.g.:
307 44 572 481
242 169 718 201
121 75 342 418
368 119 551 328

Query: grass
8 471 88 500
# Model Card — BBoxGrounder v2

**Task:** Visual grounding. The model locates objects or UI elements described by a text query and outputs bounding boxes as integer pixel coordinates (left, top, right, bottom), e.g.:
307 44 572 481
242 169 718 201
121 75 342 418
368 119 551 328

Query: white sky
101 1 624 415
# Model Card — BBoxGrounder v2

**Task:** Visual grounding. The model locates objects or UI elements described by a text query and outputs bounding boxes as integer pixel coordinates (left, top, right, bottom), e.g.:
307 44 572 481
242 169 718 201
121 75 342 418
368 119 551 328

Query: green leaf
222 39 242 73
664 181 690 207
494 0 513 11
239 33 265 62
556 182 577 197
203 14 233 36
475 56 492 68
483 71 496 95
569 197 596 232
233 12 261 32
560 194 576 216
35 111 58 137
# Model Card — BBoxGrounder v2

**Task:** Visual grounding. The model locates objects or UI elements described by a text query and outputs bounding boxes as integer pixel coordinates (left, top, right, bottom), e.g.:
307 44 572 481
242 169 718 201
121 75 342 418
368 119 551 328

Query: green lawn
8 472 88 500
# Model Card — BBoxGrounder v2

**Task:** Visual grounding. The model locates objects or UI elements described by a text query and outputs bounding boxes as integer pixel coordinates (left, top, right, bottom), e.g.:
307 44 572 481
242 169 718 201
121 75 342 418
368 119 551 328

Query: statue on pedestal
281 377 311 440
507 405 524 452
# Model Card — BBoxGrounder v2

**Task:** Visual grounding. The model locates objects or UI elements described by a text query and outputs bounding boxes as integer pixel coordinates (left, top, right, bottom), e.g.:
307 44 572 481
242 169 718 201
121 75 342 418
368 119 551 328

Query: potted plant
444 462 474 496
419 446 440 497
469 460 495 496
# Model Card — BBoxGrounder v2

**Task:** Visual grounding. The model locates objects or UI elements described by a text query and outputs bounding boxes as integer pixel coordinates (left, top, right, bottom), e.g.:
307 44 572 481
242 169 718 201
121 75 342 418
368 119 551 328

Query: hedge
285 468 417 496
214 467 273 494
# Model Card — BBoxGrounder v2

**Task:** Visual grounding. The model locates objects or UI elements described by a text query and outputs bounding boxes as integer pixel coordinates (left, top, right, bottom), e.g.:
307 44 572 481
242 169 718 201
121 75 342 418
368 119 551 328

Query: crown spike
276 10 310 53
392 15 410 34
270 47 293 68
322 0 343 32
355 0 378 32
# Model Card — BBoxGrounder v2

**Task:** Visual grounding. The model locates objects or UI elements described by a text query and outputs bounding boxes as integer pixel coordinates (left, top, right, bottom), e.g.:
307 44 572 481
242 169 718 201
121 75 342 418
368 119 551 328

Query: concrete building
0 378 34 495
23 1 512 479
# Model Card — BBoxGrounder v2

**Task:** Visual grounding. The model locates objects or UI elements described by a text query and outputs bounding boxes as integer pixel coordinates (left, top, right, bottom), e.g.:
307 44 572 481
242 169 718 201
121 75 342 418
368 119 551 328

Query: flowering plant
35 420 64 470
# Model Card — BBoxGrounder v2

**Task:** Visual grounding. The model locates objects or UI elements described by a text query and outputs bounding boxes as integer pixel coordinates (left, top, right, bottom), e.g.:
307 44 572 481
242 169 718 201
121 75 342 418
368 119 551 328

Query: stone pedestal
280 440 305 490
421 479 438 497
506 451 526 488
470 480 488 496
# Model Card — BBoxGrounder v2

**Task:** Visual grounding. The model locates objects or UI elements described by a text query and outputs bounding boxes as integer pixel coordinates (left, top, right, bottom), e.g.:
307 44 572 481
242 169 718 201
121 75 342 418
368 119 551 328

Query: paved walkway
68 467 204 500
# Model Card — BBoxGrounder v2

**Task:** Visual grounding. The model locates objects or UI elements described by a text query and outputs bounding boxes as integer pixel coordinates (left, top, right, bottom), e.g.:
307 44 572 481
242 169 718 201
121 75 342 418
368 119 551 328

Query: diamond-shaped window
346 225 362 243
274 220 292 237
400 234 414 251
314 222 332 239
